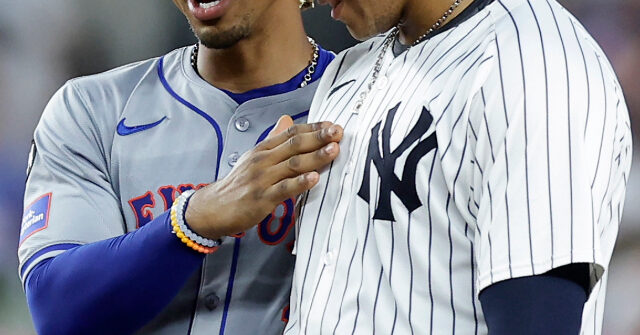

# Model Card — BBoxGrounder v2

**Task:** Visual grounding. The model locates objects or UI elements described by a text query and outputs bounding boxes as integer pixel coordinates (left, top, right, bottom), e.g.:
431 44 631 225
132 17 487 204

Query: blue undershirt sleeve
479 264 589 335
25 211 205 335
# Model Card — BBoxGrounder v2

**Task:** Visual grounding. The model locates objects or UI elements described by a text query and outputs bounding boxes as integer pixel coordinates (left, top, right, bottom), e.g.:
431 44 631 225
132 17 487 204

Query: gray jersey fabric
19 46 318 335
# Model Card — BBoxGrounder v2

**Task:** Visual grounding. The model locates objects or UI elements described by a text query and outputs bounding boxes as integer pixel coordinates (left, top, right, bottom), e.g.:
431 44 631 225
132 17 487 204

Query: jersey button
228 152 240 167
323 251 335 266
376 75 388 90
344 160 355 175
204 293 220 311
235 117 250 132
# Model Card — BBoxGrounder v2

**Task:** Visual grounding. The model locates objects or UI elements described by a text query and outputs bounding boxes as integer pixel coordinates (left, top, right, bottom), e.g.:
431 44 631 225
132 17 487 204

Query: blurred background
0 0 637 334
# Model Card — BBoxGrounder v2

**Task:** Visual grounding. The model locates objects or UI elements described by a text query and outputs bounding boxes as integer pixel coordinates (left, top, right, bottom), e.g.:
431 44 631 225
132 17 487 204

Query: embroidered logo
328 79 356 98
116 117 167 136
358 103 438 221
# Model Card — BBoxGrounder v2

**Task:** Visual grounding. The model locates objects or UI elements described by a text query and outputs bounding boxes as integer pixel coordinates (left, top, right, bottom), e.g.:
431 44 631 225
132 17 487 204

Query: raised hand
185 115 343 239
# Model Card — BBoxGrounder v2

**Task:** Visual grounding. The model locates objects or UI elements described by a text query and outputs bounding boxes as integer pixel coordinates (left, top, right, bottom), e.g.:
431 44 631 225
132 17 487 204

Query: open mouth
189 0 230 21
196 0 221 9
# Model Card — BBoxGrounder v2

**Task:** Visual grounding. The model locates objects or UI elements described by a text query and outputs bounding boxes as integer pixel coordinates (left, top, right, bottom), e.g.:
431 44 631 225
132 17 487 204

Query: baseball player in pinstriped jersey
17 0 346 334
287 0 632 334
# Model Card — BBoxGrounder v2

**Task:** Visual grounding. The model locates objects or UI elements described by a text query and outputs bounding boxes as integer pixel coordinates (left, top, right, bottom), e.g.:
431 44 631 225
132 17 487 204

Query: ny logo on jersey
358 103 438 221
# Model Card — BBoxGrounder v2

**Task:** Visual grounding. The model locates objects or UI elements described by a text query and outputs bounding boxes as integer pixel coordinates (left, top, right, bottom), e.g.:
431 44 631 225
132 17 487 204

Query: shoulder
37 47 188 139
477 0 623 92
485 0 604 60
67 47 187 109
50 47 186 118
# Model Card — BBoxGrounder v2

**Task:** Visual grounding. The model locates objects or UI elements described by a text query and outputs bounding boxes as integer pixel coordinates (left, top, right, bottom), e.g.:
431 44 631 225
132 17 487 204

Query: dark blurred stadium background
0 1 638 334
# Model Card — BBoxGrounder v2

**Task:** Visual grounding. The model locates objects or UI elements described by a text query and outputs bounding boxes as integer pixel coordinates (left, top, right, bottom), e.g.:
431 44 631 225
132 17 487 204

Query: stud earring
299 0 314 9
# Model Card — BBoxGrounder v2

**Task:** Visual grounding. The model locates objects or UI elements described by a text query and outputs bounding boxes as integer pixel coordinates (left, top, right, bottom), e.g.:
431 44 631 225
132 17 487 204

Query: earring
299 0 314 9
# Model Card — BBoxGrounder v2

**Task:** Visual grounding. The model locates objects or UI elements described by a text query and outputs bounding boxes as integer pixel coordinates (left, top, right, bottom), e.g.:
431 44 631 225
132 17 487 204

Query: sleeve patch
20 193 52 246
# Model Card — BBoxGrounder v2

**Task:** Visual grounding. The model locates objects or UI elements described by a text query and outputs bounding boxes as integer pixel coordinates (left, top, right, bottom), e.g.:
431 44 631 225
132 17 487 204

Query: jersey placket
302 52 396 333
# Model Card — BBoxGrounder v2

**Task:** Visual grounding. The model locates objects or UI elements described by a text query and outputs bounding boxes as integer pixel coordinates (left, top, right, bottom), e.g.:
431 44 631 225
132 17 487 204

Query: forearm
25 211 204 335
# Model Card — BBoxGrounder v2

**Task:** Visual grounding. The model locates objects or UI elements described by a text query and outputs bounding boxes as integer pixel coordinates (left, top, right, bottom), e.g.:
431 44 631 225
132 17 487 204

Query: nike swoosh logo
328 79 356 98
117 117 167 136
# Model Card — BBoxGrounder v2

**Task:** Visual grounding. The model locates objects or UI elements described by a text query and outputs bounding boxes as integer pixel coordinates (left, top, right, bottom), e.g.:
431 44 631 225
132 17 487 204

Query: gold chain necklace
190 37 319 88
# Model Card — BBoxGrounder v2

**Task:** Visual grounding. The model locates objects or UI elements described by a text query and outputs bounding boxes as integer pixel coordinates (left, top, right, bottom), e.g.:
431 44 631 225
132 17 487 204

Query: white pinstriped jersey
286 0 632 334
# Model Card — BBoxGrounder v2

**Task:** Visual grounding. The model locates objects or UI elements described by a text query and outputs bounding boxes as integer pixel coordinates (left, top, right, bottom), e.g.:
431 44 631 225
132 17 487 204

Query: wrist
184 189 224 240
171 190 222 254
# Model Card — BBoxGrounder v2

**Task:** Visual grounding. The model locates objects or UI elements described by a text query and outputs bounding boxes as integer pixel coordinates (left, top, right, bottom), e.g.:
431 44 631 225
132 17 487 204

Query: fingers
257 121 333 151
265 172 320 202
266 124 343 164
268 142 339 182
267 115 294 137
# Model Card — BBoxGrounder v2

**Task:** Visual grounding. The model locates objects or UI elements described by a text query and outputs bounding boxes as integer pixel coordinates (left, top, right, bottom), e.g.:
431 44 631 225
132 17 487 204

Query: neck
398 0 473 45
196 3 312 93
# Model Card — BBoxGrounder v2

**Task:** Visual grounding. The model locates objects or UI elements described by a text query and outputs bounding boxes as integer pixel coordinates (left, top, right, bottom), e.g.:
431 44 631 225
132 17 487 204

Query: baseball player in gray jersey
18 0 344 334
287 0 632 334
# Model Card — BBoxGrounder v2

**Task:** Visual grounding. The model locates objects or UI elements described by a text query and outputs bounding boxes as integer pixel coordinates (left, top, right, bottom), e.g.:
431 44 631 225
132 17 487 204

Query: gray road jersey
19 46 317 335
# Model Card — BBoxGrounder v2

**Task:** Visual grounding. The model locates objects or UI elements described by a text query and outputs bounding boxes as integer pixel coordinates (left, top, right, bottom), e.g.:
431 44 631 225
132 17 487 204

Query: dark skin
188 117 343 240
172 0 316 92
171 0 343 240
318 0 474 44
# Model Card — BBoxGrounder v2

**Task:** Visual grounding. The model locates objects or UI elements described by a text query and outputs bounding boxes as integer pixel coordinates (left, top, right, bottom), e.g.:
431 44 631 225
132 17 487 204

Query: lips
188 0 230 21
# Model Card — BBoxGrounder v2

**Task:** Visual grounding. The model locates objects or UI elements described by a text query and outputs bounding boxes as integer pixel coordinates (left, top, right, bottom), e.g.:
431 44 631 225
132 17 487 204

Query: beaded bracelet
170 190 222 254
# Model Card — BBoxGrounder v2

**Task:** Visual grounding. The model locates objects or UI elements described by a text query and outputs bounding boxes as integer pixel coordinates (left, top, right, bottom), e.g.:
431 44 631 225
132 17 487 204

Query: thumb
268 115 294 137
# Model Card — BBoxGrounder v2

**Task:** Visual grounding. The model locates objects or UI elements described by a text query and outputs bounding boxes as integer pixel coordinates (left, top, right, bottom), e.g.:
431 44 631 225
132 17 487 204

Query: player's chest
315 64 448 187
108 95 309 231
309 52 486 224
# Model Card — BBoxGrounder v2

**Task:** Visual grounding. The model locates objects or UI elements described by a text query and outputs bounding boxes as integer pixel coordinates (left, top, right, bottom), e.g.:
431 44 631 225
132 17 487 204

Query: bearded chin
192 22 251 49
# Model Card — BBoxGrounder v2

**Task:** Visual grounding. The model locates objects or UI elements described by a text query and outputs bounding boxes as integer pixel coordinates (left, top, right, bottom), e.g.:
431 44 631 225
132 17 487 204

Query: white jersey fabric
286 0 632 334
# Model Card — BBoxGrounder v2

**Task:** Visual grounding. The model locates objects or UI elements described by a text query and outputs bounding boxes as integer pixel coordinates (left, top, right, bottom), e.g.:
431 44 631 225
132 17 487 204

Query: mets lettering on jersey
287 0 632 334
18 45 323 335
128 183 295 244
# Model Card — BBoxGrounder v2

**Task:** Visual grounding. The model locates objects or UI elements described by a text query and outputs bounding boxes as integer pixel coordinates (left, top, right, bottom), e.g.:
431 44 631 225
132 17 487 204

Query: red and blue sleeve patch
20 193 52 246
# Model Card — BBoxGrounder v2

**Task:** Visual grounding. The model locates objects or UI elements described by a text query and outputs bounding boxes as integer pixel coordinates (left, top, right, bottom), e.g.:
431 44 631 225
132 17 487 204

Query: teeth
200 0 221 9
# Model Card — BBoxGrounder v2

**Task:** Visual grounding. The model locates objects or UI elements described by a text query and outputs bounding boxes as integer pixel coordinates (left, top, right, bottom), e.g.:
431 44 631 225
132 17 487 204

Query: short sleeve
471 29 632 293
18 81 125 282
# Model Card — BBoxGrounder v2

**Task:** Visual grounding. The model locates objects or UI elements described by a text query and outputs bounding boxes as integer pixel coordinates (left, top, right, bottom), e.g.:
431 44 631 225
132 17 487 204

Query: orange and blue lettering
128 191 155 228
158 185 178 211
281 304 290 323
258 198 295 245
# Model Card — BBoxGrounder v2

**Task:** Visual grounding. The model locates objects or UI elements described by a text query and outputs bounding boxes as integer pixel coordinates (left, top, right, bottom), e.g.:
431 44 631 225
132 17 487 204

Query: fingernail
324 143 335 154
305 172 318 182
328 126 337 136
